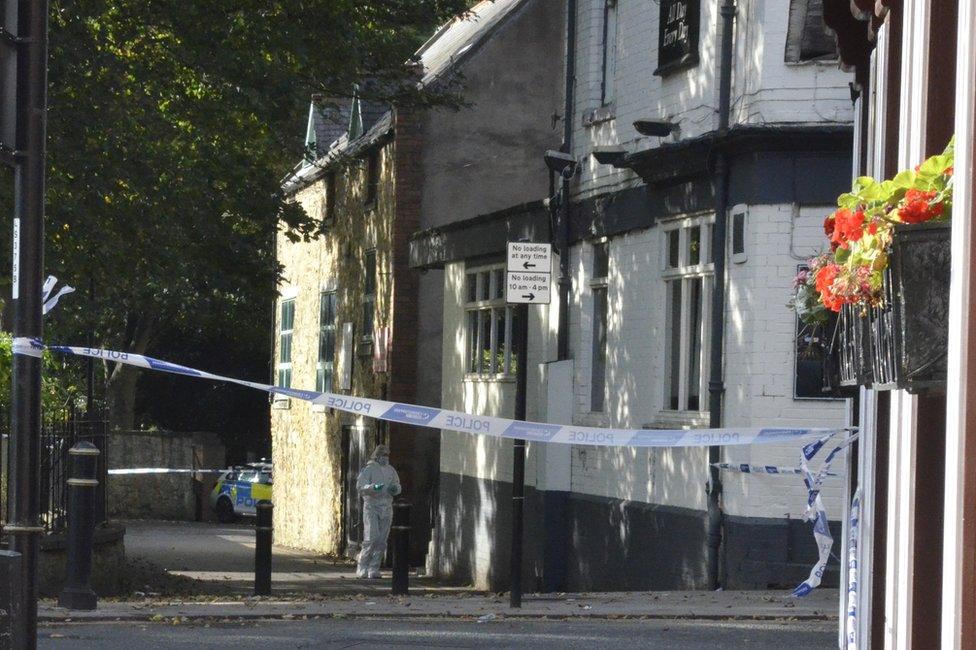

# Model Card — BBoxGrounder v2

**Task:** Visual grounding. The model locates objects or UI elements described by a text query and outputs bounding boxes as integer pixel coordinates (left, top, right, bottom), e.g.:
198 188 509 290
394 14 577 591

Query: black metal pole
556 0 577 362
254 501 273 595
58 442 99 610
509 304 529 608
391 500 410 595
706 0 736 592
7 0 48 645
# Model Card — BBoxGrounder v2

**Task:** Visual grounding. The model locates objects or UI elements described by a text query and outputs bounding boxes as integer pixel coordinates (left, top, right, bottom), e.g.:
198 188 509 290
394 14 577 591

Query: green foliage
0 0 472 435
0 333 84 419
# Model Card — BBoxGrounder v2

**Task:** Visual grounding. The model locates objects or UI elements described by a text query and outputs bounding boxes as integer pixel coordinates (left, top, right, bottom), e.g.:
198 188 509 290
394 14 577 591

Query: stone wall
107 430 225 521
272 137 397 556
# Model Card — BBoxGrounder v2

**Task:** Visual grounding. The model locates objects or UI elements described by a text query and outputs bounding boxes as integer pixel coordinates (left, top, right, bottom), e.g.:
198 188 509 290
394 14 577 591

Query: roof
284 0 528 194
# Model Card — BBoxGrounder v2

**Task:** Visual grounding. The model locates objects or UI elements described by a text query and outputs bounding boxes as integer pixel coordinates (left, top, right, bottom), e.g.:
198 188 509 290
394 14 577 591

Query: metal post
254 501 273 596
58 442 99 610
6 0 49 646
510 304 529 608
0 550 23 648
391 500 410 595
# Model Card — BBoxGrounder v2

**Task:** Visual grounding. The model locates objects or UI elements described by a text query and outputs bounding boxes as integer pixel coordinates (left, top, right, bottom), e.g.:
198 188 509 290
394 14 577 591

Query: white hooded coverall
355 456 401 576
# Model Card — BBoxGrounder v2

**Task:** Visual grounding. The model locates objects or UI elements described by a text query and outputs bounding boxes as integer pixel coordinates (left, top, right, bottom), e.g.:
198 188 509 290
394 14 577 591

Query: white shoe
368 571 381 579
356 572 367 579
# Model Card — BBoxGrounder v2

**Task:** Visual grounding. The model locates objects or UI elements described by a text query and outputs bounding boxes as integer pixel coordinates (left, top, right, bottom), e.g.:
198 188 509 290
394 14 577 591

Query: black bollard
254 501 273 596
58 441 100 610
0 550 23 647
391 501 410 595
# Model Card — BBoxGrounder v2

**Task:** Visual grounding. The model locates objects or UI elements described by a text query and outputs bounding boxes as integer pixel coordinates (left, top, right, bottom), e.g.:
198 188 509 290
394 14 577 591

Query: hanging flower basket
836 222 950 392
791 138 953 394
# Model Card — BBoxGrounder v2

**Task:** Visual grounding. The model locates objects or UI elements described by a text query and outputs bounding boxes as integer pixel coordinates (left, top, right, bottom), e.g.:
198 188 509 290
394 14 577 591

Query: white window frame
277 297 296 389
661 214 714 415
589 239 610 412
600 0 619 106
464 263 516 380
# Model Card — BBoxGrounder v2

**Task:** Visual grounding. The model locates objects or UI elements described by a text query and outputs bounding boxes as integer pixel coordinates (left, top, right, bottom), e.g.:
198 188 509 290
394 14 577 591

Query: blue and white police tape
108 468 227 475
846 487 861 650
790 430 857 598
12 337 851 450
711 462 838 477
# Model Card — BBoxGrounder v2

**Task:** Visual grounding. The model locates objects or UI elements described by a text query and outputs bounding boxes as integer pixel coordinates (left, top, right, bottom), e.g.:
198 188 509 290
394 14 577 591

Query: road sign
506 272 551 304
506 241 551 273
506 242 552 305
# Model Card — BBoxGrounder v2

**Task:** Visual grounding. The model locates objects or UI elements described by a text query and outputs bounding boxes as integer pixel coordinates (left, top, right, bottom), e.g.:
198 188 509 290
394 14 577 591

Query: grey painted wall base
431 471 840 592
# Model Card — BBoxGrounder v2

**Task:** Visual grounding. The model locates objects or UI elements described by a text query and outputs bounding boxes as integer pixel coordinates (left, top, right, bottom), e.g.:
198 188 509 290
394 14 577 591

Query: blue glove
372 483 384 492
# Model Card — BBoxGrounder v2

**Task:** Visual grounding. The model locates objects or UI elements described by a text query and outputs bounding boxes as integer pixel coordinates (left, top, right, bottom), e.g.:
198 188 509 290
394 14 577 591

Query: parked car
210 462 272 523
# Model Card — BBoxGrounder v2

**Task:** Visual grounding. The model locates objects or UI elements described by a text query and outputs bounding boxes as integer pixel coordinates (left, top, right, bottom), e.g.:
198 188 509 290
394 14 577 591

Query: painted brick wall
571 0 854 200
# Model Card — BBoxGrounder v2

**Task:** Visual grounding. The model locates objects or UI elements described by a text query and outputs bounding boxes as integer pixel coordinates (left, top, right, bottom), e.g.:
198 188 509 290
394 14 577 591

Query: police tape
12 337 851 450
711 462 838 477
846 487 862 650
107 468 226 475
790 430 856 598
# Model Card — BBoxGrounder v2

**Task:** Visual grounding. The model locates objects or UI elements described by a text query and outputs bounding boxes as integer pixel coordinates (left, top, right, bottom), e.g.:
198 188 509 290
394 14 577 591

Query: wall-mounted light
633 119 679 137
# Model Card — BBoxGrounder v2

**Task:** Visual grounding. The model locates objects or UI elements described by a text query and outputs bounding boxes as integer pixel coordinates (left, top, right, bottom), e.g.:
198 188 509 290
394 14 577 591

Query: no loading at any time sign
506 242 552 304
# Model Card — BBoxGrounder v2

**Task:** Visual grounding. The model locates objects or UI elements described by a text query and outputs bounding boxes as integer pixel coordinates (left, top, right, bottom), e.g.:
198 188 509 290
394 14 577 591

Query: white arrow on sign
506 271 552 305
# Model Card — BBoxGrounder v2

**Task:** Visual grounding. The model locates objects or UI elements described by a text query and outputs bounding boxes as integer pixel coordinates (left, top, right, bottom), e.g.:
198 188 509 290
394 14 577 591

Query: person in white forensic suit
355 444 401 579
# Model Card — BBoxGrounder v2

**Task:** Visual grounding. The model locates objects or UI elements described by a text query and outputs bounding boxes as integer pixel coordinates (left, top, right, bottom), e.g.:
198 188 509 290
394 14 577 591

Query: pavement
122 519 456 595
39 589 840 623
38 618 838 649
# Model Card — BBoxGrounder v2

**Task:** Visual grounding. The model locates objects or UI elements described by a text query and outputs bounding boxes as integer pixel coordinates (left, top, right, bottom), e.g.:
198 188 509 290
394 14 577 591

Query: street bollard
58 441 100 610
0 550 23 648
391 501 410 596
254 501 273 596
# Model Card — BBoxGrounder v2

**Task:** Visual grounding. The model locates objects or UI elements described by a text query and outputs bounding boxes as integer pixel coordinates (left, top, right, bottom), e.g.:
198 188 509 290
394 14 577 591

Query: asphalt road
40 618 835 649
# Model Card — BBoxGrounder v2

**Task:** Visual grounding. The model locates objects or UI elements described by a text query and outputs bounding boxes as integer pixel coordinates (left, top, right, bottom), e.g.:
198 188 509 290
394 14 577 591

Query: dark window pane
493 269 505 300
480 309 492 373
466 274 478 303
687 278 703 411
668 230 680 268
668 281 682 410
593 242 609 278
363 251 376 295
467 311 479 372
591 287 608 411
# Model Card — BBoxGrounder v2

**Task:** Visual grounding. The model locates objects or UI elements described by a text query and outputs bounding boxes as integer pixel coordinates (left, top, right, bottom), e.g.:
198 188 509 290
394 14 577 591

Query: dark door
341 425 372 559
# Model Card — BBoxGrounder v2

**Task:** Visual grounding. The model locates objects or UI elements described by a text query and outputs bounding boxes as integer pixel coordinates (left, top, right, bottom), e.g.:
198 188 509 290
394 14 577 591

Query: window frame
317 290 337 393
277 298 296 389
660 214 715 415
589 240 610 412
361 250 377 343
464 263 516 380
600 0 618 106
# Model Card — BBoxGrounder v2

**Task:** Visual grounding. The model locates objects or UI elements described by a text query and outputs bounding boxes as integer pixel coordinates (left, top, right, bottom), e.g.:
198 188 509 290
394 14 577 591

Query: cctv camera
544 149 577 175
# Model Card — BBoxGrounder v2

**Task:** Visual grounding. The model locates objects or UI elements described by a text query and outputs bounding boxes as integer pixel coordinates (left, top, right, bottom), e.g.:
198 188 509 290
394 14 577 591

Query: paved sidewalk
39 589 839 623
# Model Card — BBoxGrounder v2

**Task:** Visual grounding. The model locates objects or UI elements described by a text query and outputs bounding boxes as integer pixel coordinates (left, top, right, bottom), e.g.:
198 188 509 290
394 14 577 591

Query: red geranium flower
815 264 844 312
899 189 943 224
830 209 867 248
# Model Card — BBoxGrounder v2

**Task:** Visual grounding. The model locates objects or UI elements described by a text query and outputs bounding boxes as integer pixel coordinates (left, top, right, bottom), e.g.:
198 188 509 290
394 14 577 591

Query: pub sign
654 0 700 76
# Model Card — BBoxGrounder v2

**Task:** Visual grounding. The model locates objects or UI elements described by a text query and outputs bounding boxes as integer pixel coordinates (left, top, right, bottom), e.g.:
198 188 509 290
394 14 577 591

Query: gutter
707 0 736 591
557 0 577 361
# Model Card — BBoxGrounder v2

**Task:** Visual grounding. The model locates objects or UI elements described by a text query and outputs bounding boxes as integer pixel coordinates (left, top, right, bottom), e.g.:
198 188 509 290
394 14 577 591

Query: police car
210 462 272 523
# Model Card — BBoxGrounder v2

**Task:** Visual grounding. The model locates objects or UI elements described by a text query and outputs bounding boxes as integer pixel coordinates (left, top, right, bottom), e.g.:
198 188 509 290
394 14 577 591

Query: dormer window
364 149 379 207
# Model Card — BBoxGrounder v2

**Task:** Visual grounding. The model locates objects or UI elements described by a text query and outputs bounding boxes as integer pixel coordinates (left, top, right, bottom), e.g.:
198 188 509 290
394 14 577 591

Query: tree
0 0 471 435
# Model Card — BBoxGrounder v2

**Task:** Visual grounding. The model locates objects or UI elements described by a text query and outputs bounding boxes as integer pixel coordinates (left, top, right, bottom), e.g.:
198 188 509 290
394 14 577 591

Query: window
590 242 610 411
600 0 618 106
362 250 376 340
465 265 517 377
277 298 295 388
662 216 713 412
364 149 379 207
317 291 337 393
785 0 838 62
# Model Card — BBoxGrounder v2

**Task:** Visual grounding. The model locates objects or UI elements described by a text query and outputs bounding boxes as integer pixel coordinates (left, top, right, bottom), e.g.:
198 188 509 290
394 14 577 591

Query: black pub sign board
654 0 700 76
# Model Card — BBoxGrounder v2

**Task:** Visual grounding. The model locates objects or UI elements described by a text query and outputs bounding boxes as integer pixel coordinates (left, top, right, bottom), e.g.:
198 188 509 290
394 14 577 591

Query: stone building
272 0 565 559
411 0 858 592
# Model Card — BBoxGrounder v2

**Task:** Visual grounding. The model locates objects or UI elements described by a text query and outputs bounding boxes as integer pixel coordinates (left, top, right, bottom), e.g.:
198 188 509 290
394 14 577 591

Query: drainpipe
557 0 577 361
707 0 736 591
